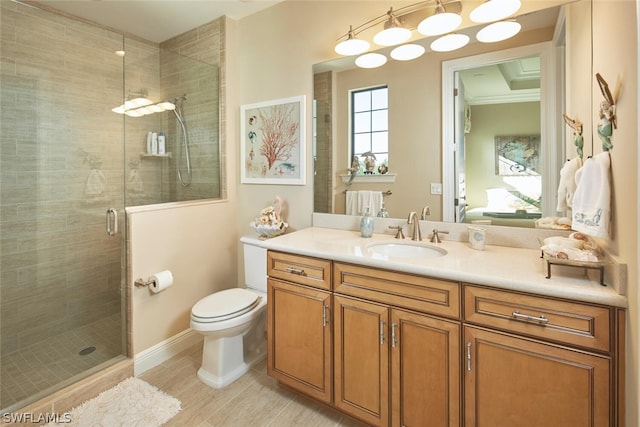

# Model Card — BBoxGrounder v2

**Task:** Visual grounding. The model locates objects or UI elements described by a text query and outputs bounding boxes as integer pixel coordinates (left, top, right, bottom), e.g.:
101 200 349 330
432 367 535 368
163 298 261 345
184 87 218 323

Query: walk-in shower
1 0 221 412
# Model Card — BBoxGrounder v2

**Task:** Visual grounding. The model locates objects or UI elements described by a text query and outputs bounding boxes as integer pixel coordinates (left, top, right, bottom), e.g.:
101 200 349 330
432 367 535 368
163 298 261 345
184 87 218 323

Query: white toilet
190 236 267 388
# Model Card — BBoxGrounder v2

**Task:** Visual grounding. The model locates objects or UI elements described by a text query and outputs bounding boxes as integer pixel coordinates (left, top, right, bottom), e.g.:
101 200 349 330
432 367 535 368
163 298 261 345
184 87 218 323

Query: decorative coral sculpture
250 196 288 239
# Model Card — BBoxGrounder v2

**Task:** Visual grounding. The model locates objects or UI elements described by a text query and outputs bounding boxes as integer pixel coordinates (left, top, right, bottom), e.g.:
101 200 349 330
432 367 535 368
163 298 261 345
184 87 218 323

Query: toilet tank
241 236 267 293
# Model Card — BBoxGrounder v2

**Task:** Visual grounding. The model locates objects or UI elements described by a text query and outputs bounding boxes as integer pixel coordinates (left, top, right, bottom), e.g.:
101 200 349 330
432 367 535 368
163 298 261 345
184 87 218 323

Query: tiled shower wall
159 19 223 203
0 1 124 356
123 19 223 208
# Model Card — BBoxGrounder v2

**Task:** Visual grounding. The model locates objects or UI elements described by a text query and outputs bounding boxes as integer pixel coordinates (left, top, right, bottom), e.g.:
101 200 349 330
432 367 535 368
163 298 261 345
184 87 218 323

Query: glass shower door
0 1 126 412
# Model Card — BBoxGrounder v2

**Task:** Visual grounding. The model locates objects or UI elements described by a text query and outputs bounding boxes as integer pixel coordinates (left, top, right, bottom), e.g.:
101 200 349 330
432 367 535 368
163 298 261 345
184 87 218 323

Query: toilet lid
191 288 261 321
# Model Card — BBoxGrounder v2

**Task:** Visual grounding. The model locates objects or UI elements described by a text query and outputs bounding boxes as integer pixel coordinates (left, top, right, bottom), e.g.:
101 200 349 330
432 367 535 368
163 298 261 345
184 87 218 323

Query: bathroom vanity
262 227 626 427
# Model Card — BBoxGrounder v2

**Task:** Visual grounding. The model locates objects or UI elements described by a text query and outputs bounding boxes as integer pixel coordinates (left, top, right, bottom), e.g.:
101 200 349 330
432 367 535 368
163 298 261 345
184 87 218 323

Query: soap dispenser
360 208 374 238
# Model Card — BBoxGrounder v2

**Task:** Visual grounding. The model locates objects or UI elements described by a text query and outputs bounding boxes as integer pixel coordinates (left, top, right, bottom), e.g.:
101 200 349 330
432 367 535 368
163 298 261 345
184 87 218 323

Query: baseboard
134 328 202 376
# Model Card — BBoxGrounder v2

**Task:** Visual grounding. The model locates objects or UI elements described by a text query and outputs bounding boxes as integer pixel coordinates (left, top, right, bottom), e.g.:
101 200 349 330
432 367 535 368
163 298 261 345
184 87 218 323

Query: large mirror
313 0 593 228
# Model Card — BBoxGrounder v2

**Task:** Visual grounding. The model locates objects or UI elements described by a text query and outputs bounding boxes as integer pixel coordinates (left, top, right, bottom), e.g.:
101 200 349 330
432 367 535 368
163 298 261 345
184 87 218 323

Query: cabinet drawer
334 263 460 319
464 285 611 352
267 251 332 290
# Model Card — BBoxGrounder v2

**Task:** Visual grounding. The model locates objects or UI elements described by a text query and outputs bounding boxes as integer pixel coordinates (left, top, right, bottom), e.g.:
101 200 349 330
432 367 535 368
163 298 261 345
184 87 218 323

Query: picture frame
240 95 306 185
494 135 541 176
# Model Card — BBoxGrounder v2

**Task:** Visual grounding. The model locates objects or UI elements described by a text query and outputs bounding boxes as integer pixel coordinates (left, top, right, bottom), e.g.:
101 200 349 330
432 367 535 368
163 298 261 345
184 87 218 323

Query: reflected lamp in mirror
476 20 522 43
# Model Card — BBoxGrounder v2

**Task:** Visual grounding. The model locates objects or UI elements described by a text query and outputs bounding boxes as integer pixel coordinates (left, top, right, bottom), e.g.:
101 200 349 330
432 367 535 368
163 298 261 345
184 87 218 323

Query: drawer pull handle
285 267 306 276
380 320 386 345
512 311 549 324
391 322 398 348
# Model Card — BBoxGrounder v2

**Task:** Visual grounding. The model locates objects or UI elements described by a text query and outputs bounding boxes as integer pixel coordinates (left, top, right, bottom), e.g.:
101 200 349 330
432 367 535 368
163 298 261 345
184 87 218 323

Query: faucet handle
430 229 449 243
388 225 405 239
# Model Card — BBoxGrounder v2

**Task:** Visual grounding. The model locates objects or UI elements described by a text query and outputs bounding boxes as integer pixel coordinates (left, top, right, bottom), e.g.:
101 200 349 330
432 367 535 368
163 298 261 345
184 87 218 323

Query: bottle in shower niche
146 132 153 154
151 132 158 154
360 208 374 238
158 132 166 155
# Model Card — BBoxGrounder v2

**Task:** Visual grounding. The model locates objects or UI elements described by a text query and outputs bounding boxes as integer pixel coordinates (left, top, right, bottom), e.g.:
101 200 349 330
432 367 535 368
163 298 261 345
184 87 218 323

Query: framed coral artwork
240 95 306 185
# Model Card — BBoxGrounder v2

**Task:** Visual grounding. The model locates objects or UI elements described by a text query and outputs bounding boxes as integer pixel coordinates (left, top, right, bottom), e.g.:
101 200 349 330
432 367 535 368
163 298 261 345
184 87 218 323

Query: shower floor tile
1 313 122 412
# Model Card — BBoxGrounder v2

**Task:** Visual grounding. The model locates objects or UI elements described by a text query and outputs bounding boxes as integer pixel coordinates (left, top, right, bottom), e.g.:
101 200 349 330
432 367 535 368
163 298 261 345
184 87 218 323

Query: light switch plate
430 183 442 195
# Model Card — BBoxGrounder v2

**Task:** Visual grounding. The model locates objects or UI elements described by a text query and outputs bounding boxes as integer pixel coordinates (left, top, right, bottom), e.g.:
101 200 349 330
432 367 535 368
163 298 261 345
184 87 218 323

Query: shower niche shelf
140 153 172 159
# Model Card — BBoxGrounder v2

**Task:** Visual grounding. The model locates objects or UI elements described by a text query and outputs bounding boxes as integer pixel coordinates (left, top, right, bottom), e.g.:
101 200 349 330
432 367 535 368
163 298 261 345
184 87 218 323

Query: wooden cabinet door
334 295 390 426
267 278 332 403
464 326 611 427
391 309 461 427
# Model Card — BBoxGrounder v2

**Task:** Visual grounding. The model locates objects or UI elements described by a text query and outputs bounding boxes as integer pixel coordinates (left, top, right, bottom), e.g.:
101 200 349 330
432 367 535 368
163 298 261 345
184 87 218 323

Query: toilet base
197 347 265 388
196 314 267 388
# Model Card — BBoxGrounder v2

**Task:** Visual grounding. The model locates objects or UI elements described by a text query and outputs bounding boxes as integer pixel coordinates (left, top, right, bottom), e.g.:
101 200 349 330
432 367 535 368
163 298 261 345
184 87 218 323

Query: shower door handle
106 208 118 236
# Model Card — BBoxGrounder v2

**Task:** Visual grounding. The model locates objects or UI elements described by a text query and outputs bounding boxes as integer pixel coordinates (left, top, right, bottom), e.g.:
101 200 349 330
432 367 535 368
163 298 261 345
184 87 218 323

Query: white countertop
256 227 627 308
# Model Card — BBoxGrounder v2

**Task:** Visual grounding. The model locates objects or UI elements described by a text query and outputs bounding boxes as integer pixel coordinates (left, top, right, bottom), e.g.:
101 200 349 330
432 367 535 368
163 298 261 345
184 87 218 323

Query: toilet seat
191 288 261 323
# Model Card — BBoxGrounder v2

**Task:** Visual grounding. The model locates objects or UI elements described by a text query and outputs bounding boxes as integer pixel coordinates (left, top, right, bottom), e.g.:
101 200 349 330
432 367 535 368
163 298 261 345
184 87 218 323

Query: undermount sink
367 241 447 258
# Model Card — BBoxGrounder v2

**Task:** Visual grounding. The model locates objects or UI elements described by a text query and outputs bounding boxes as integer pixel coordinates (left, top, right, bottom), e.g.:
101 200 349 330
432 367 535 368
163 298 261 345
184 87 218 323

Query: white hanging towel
571 152 611 239
357 190 383 217
556 156 582 212
345 190 359 215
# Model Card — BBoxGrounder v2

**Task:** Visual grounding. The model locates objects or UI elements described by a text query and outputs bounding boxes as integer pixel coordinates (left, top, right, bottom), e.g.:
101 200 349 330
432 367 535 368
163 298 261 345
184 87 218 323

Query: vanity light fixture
430 33 470 52
334 0 462 56
355 52 388 68
390 43 426 61
476 20 522 43
469 0 521 23
373 8 412 46
417 0 462 36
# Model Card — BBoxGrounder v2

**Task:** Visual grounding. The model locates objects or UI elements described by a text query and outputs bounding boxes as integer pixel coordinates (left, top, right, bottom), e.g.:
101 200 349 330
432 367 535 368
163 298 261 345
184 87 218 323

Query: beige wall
590 2 638 426
235 1 638 424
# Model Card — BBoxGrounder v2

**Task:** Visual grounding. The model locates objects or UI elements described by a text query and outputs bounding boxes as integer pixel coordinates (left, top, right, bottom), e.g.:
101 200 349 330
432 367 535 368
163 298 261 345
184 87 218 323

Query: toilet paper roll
150 270 173 293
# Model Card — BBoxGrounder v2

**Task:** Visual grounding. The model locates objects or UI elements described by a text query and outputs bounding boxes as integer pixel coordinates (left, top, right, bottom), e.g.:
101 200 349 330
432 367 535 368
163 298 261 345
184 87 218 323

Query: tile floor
139 343 368 427
1 314 122 412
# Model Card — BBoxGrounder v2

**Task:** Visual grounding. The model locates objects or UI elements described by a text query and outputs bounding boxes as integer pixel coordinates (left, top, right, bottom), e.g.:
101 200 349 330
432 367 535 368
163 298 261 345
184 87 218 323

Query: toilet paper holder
134 277 155 287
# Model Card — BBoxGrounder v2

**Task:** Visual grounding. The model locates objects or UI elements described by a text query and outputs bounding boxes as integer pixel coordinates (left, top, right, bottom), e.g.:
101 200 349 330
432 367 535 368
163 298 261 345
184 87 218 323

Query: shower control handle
106 208 118 236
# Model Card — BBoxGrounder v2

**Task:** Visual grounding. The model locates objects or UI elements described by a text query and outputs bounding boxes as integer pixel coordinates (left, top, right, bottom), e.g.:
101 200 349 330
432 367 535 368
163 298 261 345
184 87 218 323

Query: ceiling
32 0 284 43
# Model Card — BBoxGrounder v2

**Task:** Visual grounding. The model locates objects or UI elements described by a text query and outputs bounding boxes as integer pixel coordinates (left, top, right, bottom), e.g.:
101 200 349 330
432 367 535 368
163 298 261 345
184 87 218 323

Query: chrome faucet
407 212 421 241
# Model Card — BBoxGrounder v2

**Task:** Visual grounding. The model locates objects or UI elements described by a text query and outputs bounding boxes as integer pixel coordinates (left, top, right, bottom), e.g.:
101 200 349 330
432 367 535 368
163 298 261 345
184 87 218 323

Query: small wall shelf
140 152 172 159
340 173 397 184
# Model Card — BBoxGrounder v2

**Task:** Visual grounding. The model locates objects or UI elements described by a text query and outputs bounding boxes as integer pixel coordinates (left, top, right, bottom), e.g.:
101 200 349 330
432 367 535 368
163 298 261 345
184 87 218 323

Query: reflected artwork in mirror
313 0 593 230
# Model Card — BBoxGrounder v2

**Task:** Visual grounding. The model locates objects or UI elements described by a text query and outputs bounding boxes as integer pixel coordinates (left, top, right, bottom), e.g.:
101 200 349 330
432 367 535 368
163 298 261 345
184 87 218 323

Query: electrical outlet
430 183 442 195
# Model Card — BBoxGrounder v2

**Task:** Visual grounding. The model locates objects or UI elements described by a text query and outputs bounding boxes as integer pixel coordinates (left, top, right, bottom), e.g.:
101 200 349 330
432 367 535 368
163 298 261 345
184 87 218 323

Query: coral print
241 96 306 185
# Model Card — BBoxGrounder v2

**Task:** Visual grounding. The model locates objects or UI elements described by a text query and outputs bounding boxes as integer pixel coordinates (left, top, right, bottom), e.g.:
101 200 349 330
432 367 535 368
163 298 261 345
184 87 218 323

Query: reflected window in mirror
352 86 388 173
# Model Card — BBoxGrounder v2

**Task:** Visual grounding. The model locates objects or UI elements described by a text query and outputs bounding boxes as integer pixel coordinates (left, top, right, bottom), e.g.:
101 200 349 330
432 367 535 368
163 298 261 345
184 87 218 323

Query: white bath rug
43 377 181 427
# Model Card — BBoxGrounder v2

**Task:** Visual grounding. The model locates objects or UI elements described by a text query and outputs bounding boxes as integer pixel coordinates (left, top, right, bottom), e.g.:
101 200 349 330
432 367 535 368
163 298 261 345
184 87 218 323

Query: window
351 86 388 173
